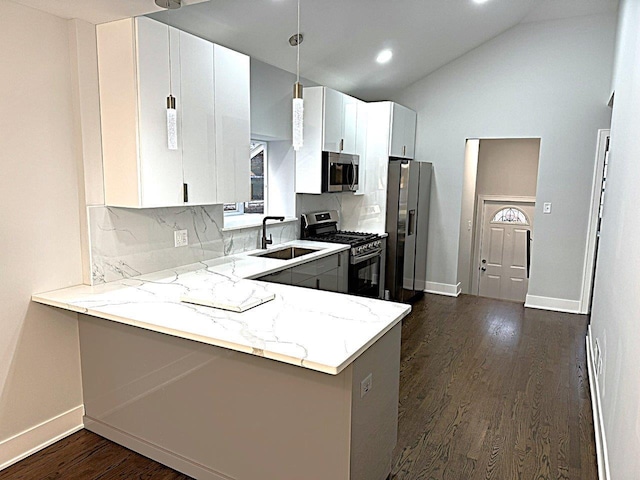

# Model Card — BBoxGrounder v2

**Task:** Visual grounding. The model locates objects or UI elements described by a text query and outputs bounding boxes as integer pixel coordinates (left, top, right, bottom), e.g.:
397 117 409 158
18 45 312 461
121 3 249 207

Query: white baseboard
424 281 462 297
586 327 610 480
85 417 229 480
524 294 581 314
0 405 84 471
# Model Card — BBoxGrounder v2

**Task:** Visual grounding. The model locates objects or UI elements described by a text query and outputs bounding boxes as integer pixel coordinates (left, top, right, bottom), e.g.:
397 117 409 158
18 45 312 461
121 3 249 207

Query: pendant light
156 0 182 150
291 0 304 151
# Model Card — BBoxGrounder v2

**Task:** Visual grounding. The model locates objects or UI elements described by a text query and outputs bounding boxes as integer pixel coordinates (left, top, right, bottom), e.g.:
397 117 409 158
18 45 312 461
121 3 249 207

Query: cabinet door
295 269 339 292
389 103 407 158
291 254 340 285
180 31 216 205
257 269 291 285
354 100 368 194
318 269 339 292
323 87 344 153
337 251 349 293
214 44 251 204
341 94 358 155
390 104 417 159
295 274 319 290
136 18 184 207
404 108 417 159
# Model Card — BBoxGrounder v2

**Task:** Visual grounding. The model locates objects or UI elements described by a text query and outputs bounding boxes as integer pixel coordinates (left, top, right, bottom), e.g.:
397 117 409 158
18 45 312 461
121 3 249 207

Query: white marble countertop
33 240 411 375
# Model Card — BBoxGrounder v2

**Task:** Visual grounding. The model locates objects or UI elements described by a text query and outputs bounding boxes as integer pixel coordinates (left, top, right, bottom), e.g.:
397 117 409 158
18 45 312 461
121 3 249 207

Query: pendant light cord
296 0 300 84
167 6 173 95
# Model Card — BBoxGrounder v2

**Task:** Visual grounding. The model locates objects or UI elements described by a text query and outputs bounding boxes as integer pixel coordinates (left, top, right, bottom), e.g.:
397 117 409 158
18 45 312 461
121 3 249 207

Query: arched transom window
491 207 529 225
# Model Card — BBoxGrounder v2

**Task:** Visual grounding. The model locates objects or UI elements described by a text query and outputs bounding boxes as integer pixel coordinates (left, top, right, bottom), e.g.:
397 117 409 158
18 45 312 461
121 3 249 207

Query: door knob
482 259 487 264
481 267 487 272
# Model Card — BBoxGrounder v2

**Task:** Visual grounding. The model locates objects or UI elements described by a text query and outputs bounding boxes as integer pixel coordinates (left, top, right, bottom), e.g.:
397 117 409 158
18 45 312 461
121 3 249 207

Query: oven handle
350 249 383 265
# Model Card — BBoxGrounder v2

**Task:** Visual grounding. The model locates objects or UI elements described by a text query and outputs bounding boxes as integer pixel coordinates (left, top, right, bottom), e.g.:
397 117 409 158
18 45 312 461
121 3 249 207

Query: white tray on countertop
180 281 275 313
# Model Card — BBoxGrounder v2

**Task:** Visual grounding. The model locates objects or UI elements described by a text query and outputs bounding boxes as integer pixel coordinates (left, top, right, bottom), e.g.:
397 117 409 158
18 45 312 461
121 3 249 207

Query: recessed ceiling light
472 0 490 4
376 49 393 64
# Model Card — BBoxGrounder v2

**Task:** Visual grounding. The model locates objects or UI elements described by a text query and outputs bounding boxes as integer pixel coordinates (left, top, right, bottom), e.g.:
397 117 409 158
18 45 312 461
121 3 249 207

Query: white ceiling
13 0 618 100
148 0 618 100
8 0 207 25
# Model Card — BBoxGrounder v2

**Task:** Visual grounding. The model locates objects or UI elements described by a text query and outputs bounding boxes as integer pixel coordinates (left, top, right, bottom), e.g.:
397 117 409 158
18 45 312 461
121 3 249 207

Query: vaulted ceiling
13 0 618 100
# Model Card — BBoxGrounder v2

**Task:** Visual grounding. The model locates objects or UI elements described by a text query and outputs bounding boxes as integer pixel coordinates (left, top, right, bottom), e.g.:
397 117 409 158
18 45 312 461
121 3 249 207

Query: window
491 207 528 224
224 141 267 216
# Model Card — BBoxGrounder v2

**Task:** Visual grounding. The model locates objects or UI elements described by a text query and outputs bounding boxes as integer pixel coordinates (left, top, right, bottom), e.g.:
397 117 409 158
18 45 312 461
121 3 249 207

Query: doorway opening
457 138 541 302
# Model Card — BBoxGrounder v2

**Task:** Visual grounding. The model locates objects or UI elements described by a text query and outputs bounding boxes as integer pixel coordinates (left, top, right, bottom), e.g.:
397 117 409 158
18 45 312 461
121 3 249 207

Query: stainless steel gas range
301 210 386 300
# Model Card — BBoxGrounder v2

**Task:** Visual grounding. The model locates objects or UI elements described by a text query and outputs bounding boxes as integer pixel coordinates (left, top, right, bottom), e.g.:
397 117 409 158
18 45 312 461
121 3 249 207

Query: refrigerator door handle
408 209 416 236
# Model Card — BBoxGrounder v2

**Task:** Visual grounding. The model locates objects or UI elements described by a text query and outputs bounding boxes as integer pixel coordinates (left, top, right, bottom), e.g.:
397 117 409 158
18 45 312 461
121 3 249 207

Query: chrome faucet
262 216 285 249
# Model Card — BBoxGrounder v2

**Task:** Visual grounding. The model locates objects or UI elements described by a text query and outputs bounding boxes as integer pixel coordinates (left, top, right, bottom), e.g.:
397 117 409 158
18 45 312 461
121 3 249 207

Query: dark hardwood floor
0 294 597 479
392 294 596 479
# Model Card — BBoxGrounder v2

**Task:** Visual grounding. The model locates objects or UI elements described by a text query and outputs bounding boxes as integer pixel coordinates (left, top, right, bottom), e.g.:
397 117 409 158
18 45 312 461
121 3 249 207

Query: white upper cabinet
179 30 216 205
213 44 251 204
96 16 250 208
354 100 368 195
296 86 366 194
322 87 358 155
389 103 417 159
135 18 183 206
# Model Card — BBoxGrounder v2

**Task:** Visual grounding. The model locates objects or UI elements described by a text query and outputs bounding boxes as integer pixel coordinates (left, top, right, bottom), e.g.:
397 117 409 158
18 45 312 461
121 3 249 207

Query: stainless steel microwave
321 152 359 193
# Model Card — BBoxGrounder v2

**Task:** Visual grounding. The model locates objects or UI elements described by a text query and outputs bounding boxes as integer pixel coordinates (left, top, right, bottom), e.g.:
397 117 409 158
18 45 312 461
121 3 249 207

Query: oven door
349 250 383 299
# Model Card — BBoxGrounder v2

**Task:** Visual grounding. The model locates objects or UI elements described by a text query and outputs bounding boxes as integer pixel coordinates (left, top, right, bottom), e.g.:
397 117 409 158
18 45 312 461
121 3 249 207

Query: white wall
475 138 540 198
0 1 83 468
267 140 296 218
395 14 616 303
245 59 314 222
589 0 640 477
457 140 480 293
250 58 316 141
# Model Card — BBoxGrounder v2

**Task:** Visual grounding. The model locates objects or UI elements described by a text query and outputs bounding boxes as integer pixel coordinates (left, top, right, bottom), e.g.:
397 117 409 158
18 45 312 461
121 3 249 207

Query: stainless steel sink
252 246 319 260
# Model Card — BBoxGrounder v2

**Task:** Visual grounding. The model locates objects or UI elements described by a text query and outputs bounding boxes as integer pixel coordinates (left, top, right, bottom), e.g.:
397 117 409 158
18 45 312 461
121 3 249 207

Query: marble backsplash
88 205 298 285
297 191 387 234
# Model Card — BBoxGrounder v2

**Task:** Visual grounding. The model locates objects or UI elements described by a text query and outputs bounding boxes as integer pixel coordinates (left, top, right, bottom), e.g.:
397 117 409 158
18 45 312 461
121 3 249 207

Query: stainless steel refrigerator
385 159 432 302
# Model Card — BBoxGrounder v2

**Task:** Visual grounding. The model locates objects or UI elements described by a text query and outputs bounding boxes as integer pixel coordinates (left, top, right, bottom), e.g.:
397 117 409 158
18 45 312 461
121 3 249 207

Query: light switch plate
543 202 552 214
174 229 188 247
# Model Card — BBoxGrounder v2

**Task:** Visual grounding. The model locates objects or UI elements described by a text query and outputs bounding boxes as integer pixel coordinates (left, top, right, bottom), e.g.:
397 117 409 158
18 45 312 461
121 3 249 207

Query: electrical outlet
360 373 373 398
543 202 552 214
174 229 188 247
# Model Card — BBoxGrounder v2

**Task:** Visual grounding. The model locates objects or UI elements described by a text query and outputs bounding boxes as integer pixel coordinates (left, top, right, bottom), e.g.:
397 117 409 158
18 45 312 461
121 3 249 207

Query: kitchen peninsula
32 240 410 480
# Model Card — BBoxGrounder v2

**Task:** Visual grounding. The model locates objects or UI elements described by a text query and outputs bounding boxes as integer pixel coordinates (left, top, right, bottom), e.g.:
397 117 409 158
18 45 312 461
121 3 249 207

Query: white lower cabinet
295 268 339 292
97 16 250 208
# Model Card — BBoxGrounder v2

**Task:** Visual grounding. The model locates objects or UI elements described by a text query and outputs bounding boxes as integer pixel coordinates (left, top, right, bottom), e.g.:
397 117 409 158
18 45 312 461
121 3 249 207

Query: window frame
224 140 268 217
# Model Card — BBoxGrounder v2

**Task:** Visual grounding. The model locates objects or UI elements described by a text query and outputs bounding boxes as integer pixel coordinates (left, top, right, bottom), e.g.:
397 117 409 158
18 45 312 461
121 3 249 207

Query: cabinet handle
316 279 320 289
403 145 406 156
340 138 344 152
338 254 341 267
183 183 189 203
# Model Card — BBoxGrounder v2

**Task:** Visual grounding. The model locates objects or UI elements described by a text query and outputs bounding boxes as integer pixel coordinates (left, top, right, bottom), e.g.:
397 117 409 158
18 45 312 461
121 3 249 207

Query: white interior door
478 201 535 302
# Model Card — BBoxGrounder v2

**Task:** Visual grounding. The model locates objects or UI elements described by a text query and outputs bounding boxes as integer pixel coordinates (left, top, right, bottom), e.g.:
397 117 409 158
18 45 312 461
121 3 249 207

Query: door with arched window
477 200 535 302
